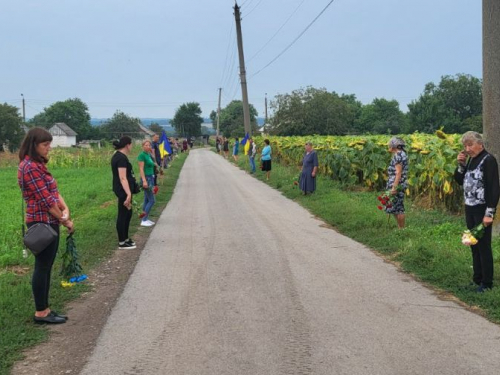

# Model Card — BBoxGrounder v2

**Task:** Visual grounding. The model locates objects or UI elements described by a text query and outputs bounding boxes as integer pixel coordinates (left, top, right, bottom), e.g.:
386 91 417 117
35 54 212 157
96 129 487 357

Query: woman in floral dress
386 137 408 228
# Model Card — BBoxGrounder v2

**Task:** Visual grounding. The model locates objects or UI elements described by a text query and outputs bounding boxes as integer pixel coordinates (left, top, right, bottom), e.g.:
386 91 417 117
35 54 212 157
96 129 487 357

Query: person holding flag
159 130 172 169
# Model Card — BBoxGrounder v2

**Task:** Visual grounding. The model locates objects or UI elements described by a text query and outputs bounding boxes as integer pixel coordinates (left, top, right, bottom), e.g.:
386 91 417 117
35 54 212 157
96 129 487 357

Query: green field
0 150 188 375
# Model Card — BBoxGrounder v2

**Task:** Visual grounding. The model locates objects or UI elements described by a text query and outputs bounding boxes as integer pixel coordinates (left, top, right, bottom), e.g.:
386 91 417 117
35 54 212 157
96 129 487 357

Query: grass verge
0 152 187 375
225 152 500 323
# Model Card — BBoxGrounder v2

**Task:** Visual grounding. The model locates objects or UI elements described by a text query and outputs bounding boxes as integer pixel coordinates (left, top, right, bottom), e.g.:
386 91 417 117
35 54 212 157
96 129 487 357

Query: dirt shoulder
10 230 147 375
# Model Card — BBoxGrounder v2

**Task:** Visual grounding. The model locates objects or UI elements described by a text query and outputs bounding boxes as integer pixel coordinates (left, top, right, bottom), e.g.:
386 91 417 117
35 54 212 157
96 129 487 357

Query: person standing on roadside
248 138 257 173
261 139 272 180
138 140 156 227
386 137 409 229
18 127 74 324
223 137 230 158
454 131 500 293
232 137 239 162
111 136 137 250
300 142 319 195
151 134 162 186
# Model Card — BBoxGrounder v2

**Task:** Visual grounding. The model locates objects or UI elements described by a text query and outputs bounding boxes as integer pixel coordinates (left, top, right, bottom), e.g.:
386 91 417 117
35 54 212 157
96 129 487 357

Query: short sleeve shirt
137 151 155 176
111 151 134 197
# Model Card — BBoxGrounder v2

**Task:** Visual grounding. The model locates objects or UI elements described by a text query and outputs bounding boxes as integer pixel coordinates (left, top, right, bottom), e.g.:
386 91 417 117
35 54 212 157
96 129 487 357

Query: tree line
267 73 482 136
0 99 205 151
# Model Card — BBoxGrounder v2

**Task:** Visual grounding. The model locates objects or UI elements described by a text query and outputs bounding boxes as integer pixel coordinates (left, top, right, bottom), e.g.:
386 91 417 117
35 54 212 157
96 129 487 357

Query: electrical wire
249 0 336 80
247 0 307 63
242 0 264 19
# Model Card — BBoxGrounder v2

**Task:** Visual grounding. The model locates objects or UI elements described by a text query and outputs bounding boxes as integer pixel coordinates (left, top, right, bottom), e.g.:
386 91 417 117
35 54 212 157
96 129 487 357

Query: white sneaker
147 220 155 225
140 220 153 227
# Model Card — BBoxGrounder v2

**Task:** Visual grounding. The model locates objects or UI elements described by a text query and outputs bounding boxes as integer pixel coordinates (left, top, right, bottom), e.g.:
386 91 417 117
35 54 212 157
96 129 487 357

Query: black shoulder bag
21 163 58 256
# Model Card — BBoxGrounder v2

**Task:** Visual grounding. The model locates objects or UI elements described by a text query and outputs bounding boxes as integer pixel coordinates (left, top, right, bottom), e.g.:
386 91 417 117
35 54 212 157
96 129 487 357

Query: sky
0 0 482 120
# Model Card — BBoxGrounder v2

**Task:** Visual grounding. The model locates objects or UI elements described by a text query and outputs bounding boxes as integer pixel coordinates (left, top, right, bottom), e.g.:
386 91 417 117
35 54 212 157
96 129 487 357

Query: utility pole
483 0 500 233
216 88 222 137
264 92 267 125
234 2 252 137
21 93 25 123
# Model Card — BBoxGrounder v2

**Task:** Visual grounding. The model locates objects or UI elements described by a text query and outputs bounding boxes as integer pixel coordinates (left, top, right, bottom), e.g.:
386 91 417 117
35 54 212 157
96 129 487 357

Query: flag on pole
159 130 172 158
240 132 249 147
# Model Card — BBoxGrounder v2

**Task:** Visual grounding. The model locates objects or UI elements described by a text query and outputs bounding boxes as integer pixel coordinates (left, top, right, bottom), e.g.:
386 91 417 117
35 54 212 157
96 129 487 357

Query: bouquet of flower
60 234 84 279
376 186 403 211
461 224 485 246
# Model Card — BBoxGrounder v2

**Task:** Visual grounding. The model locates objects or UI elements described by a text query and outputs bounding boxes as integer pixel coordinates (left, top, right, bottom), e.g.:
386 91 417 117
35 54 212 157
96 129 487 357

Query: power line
247 0 307 63
219 22 235 88
249 0 336 80
242 0 264 19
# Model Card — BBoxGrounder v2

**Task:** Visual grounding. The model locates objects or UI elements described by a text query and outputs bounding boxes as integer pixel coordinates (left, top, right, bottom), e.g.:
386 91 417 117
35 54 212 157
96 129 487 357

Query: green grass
227 152 500 322
0 152 188 375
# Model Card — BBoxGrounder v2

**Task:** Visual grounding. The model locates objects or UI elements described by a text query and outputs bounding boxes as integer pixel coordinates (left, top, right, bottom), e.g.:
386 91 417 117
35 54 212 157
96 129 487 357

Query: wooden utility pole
483 0 500 233
216 88 222 137
21 93 25 122
234 2 252 137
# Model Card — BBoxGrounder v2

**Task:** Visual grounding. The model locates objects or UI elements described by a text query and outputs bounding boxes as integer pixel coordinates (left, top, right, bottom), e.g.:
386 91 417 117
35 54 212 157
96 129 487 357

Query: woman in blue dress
300 142 319 195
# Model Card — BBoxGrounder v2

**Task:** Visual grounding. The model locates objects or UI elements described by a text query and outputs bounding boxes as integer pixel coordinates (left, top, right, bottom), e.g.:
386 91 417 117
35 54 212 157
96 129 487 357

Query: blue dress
300 151 319 193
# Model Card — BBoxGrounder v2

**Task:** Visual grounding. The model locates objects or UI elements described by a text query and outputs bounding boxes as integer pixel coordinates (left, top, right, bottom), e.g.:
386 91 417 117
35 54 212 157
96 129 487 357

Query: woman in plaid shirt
18 128 74 324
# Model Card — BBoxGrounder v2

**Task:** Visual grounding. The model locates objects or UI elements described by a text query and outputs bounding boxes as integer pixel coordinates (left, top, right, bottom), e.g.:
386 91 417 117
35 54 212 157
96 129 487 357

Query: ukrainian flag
240 133 250 154
159 130 172 158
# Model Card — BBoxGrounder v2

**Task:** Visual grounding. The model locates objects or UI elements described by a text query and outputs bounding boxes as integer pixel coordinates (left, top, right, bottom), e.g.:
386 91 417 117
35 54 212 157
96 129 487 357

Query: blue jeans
142 175 156 221
249 156 256 173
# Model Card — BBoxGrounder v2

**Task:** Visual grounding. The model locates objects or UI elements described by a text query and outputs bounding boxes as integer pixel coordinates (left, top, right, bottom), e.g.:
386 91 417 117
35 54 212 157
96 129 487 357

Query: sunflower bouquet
461 224 485 246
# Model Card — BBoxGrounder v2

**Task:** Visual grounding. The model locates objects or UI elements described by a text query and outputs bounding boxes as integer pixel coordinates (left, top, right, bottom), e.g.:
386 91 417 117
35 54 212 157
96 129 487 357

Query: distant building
137 123 156 138
49 123 77 147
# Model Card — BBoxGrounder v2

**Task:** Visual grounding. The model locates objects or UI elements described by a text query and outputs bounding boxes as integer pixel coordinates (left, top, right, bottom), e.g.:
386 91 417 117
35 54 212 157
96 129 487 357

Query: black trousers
466 210 493 288
116 195 133 243
28 223 60 311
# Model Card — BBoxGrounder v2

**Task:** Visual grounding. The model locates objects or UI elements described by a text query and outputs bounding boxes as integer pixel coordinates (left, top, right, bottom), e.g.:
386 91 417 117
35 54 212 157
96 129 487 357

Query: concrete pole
217 88 222 137
483 0 500 232
21 93 25 123
234 3 252 137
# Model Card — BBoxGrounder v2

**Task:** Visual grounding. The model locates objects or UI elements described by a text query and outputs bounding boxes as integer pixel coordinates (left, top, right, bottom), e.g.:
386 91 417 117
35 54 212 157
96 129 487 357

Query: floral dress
386 151 408 215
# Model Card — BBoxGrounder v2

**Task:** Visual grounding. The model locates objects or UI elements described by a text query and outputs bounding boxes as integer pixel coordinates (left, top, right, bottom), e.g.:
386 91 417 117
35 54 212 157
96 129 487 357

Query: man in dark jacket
454 131 500 292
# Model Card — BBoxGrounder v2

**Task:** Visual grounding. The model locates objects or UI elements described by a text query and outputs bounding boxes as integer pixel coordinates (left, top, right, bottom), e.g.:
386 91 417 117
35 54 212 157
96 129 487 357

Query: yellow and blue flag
159 130 172 158
240 132 250 154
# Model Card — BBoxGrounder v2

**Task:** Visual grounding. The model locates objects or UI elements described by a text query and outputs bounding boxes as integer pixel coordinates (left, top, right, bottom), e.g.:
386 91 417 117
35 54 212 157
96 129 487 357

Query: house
49 123 77 147
137 123 156 138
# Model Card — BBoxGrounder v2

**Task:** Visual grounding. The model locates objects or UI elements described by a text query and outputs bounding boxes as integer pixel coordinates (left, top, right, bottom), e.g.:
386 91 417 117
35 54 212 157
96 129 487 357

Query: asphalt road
81 148 500 375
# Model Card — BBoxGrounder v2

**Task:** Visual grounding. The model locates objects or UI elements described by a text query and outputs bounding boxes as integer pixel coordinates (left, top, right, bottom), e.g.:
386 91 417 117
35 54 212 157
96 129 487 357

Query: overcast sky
0 0 481 120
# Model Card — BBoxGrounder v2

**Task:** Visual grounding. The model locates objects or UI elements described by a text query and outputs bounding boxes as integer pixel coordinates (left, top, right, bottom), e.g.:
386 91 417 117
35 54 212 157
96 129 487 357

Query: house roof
137 123 155 136
50 123 78 136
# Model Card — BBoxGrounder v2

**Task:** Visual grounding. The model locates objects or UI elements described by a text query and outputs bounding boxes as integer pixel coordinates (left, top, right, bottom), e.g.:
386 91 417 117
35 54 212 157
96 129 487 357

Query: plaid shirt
18 156 60 224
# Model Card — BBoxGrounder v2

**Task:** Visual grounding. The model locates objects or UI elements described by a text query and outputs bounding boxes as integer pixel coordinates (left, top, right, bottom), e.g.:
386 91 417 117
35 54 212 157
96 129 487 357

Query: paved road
81 148 500 375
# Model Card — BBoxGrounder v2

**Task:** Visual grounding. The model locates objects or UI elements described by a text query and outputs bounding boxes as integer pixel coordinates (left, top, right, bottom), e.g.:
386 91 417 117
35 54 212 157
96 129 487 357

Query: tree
269 87 355 136
99 111 142 139
0 103 24 151
171 102 204 137
149 122 163 134
29 98 92 141
211 101 258 137
356 98 407 134
407 74 482 133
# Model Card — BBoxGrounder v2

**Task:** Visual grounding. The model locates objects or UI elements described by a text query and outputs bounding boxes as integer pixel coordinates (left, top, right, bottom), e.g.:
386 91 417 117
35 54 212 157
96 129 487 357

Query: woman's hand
63 219 74 233
457 151 467 166
124 194 132 210
483 216 494 227
311 171 316 178
142 180 149 189
390 188 397 195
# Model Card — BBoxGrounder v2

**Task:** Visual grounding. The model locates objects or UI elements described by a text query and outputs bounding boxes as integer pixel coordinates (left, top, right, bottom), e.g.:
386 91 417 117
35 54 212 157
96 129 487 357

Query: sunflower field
254 131 463 211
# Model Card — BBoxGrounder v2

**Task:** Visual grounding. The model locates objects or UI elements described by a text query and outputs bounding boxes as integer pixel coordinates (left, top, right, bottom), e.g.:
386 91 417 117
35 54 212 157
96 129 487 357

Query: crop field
0 148 188 375
254 131 462 211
